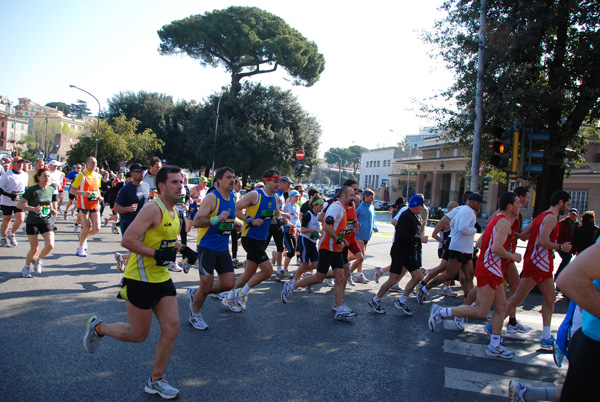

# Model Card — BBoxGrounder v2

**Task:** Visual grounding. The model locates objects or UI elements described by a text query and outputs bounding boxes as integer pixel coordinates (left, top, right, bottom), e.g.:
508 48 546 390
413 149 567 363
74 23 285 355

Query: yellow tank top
123 198 180 283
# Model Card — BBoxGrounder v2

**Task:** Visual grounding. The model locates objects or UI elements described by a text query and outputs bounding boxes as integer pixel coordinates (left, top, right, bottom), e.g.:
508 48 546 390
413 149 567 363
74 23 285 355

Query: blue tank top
582 278 600 341
241 188 276 241
197 190 236 252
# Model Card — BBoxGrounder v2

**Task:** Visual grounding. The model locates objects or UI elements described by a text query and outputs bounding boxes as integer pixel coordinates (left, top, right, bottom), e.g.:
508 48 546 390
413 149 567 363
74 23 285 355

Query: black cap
569 208 579 214
468 192 487 203
281 176 293 184
130 163 146 171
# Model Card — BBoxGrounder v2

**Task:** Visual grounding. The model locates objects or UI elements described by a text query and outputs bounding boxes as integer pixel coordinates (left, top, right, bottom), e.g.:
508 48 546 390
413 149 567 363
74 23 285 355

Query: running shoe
76 246 87 257
553 341 565 368
485 344 515 359
442 287 458 297
234 288 248 311
394 299 414 316
232 258 244 267
145 376 179 400
281 281 294 303
453 316 465 331
508 380 527 402
103 218 109 227
507 322 532 334
0 238 9 247
540 335 556 350
271 250 276 265
83 315 103 353
7 233 17 247
347 275 355 286
168 262 182 272
64 211 68 220
33 258 43 274
389 283 404 293
73 223 79 233
324 278 335 287
221 294 242 313
334 305 357 321
21 265 32 278
368 298 386 314
428 304 443 331
374 266 384 283
181 259 192 274
416 283 427 305
355 274 369 284
114 253 126 272
112 224 120 234
186 288 197 313
211 292 226 301
275 271 287 281
188 313 208 330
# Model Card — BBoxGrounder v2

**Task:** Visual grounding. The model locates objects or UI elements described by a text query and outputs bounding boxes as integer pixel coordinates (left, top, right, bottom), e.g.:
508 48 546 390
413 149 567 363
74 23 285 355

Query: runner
504 190 572 350
266 176 292 274
367 194 428 316
83 166 196 400
417 192 485 302
353 189 378 283
231 177 244 267
16 167 56 277
281 186 358 321
291 195 324 285
142 156 162 199
113 163 150 272
69 157 102 257
187 167 241 330
428 192 522 360
0 156 28 247
64 163 82 220
48 160 64 230
222 169 287 312
280 189 301 279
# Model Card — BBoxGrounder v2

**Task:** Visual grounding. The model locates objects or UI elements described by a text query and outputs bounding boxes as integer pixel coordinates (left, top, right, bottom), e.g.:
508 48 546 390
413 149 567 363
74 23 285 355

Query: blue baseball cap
288 190 300 198
408 194 424 208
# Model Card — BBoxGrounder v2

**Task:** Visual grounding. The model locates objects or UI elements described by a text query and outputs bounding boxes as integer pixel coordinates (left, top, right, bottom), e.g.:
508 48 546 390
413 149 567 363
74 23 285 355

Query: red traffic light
491 140 506 154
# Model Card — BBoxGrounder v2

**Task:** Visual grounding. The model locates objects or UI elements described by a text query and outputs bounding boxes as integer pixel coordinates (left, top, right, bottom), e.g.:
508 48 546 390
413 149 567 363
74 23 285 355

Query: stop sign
296 150 305 160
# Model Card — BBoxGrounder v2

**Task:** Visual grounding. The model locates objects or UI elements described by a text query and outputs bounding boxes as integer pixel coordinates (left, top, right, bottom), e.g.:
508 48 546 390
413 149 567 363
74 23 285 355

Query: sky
2 0 454 156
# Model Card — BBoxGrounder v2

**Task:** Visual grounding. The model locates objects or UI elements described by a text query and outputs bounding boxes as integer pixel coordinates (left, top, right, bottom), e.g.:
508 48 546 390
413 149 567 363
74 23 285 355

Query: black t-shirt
115 182 150 224
393 208 421 253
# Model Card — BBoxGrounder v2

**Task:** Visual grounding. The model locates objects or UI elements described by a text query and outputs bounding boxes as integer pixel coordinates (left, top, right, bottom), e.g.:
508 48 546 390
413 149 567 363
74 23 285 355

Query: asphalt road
0 212 568 401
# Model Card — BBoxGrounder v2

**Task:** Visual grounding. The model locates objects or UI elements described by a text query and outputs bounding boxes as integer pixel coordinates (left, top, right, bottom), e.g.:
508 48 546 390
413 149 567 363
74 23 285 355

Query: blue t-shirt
115 181 150 224
66 170 79 190
356 201 377 241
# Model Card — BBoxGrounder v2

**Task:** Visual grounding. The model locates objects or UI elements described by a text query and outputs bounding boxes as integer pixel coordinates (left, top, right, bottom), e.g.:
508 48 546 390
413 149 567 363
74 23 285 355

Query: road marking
444 368 558 397
443 339 564 368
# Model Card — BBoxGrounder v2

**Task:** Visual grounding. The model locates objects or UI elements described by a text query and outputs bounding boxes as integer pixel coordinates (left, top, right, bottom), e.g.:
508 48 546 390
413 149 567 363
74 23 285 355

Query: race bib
261 209 275 221
218 219 235 235
36 204 51 219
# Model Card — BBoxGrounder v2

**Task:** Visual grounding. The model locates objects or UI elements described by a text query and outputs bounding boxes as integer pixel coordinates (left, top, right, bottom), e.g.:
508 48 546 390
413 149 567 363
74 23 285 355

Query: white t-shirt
0 170 29 207
448 205 477 254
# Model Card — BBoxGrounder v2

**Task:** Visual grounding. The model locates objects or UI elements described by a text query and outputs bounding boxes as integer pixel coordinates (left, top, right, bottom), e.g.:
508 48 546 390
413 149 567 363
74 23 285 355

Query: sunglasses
132 169 143 173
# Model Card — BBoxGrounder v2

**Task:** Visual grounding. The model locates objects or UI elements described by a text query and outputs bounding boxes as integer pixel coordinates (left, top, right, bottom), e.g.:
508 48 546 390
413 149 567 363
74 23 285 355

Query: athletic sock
241 284 251 295
373 295 381 302
524 386 556 401
490 334 501 348
277 265 283 274
226 289 235 301
543 326 551 339
441 308 452 318
508 317 517 326
399 295 408 303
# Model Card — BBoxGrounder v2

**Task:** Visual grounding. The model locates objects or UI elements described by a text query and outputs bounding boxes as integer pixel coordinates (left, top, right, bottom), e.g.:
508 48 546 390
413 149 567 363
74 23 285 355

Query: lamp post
69 85 101 159
210 92 223 187
29 100 48 156
328 152 343 187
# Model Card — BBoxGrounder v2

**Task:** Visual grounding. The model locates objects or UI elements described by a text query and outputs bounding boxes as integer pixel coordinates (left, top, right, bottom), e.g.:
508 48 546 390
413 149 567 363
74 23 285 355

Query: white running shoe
485 344 515 359
235 288 248 311
33 259 43 274
76 246 87 257
374 267 384 283
188 313 208 330
221 294 242 313
7 233 17 247
324 278 335 287
168 262 182 272
428 304 443 331
508 380 527 402
334 305 357 321
21 265 32 278
453 316 465 331
145 376 179 399
507 321 532 334
442 287 458 297
114 253 126 272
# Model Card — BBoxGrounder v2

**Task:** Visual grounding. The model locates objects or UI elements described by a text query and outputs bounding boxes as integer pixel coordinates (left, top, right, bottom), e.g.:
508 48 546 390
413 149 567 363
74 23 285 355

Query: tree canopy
46 102 71 116
70 99 92 119
157 6 325 94
422 0 600 214
324 145 366 177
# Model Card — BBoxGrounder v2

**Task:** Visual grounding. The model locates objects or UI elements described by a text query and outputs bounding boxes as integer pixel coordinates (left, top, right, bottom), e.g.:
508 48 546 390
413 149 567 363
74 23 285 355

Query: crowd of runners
2 154 599 401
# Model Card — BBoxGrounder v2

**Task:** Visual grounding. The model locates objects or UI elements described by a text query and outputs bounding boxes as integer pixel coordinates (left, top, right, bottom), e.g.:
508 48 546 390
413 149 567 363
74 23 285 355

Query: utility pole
471 0 487 192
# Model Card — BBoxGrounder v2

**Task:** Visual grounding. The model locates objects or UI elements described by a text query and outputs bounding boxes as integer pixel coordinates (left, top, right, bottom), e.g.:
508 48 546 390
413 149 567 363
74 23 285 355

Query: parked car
373 200 391 211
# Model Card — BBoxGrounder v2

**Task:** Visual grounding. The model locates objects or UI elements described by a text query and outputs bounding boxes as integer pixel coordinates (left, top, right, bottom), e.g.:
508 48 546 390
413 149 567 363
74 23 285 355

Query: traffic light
482 176 491 194
490 126 512 169
521 128 550 177
294 163 302 178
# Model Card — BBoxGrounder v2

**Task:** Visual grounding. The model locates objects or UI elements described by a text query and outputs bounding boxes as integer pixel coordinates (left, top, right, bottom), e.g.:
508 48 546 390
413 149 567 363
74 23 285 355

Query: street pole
69 85 101 159
210 92 222 187
329 152 342 187
471 0 487 192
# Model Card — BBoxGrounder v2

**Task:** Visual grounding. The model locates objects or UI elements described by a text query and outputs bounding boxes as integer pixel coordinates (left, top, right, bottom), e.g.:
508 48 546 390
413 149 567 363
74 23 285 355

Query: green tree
422 0 600 214
189 82 321 179
45 102 71 116
70 99 91 119
66 116 161 171
158 6 325 94
25 121 75 157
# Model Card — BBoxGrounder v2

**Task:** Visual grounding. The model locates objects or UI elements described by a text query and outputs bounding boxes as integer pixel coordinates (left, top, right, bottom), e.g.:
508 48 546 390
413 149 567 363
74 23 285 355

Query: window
377 161 380 167
595 153 600 163
567 191 588 212
1 122 4 127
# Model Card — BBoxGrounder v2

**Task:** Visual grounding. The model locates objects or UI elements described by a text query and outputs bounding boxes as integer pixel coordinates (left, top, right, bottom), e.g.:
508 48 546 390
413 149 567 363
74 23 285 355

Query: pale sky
2 0 454 156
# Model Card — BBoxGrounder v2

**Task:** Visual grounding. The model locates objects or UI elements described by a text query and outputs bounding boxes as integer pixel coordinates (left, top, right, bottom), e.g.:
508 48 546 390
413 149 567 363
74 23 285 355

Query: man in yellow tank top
82 166 198 400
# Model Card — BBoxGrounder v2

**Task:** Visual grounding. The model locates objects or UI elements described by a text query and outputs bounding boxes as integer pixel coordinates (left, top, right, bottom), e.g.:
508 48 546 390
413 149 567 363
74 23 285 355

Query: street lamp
210 91 224 186
328 152 343 187
69 85 101 159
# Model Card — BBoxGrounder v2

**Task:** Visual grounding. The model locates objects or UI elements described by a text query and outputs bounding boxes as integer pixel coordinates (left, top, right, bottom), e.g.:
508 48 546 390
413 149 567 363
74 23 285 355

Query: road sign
120 161 126 167
296 150 305 160
46 157 52 163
